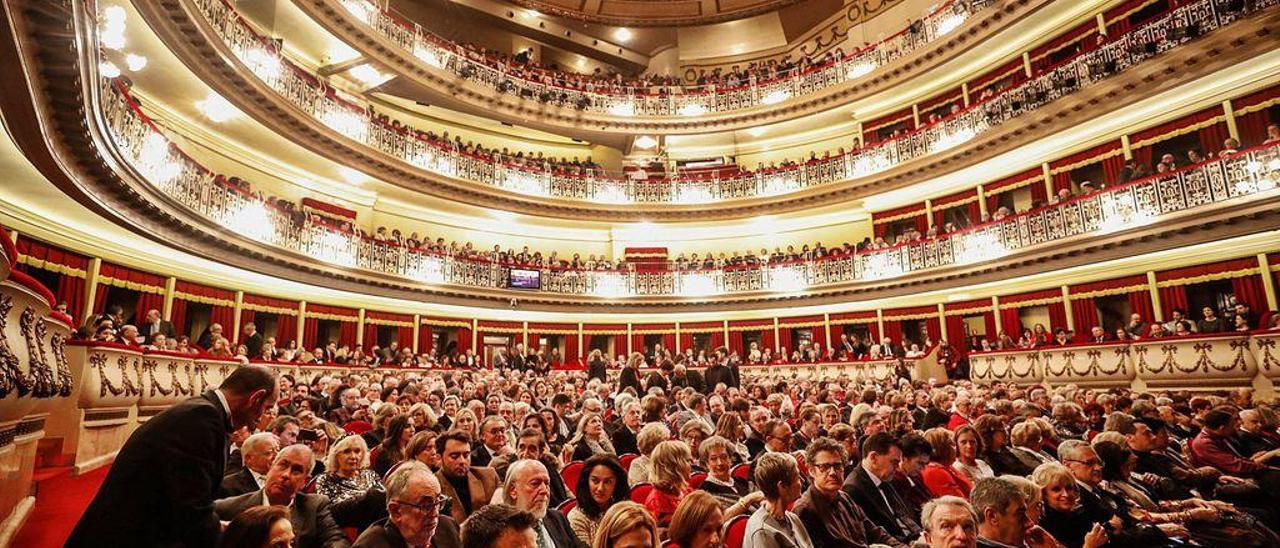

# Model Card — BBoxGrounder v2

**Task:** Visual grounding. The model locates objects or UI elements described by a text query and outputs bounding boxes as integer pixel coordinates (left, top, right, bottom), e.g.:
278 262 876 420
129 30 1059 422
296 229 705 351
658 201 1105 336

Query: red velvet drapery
1233 275 1268 315
419 324 433 355
275 313 296 346
1233 84 1280 145
1071 298 1099 341
945 315 968 352
363 323 379 350
1128 291 1155 325
1159 286 1189 319
614 333 629 356
456 326 473 355
564 335 580 366
16 237 89 321
872 203 928 238
678 332 693 353
1000 307 1023 337
932 189 981 227
777 328 792 356
1047 300 1068 333
303 317 319 349
397 326 414 352
984 168 1043 212
883 321 904 347
169 299 187 337
339 321 357 348
709 330 725 351
136 291 164 322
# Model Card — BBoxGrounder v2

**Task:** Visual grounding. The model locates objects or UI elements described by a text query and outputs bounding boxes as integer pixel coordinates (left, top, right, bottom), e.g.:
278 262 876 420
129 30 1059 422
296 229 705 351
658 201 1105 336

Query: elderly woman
405 430 439 470
406 403 436 432
592 502 660 548
743 452 813 548
313 434 384 528
697 436 762 518
1052 402 1089 440
952 424 994 484
644 440 693 529
1008 420 1056 470
973 415 1032 476
1032 462 1134 548
680 421 712 468
567 413 616 461
452 408 478 439
921 427 973 498
628 423 670 486
568 455 631 546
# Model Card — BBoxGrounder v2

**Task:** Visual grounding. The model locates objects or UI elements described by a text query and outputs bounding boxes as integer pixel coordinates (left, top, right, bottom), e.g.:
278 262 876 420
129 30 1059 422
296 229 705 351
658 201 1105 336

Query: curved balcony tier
132 0 1280 219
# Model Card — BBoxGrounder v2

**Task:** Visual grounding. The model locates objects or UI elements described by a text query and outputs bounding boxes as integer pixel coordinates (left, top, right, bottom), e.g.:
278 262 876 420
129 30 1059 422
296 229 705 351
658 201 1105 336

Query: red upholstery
688 472 708 489
556 498 577 513
561 461 584 491
630 482 653 504
724 515 750 548
344 420 374 435
368 446 383 468
7 270 56 308
0 227 16 268
619 453 639 471
731 463 750 482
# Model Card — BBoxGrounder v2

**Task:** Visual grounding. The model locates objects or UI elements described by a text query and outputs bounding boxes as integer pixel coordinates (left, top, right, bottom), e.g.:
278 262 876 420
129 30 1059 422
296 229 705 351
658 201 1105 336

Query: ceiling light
100 29 126 50
327 42 360 64
634 135 658 149
614 27 632 42
342 0 375 24
524 9 540 18
339 167 367 184
348 63 391 86
125 53 147 71
746 126 767 137
196 92 239 122
98 61 121 78
102 5 126 24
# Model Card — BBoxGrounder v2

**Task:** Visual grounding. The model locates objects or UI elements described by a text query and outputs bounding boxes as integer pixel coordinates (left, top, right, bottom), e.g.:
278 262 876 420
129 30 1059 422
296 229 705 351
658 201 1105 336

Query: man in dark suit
436 430 500 525
611 401 642 456
241 321 265 358
843 433 922 543
704 353 733 395
354 461 461 548
141 308 176 345
503 459 587 548
795 438 906 547
472 416 509 468
220 431 279 497
68 365 278 548
215 445 349 548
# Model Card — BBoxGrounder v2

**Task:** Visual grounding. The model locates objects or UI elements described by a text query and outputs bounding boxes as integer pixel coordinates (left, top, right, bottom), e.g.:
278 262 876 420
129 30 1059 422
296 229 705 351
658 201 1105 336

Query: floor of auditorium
13 465 108 547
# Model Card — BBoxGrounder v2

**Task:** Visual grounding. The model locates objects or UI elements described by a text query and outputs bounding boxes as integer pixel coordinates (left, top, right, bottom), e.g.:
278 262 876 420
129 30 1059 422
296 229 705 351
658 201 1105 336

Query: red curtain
946 315 967 352
710 330 725 351
419 324 433 355
398 326 414 352
1159 285 1189 319
92 285 109 317
925 316 941 346
1031 180 1048 204
1102 154 1125 185
239 310 256 342
1047 300 1068 332
613 333 629 356
339 321 357 348
1132 146 1153 173
1071 299 1099 341
679 332 693 353
1000 307 1023 337
883 320 904 347
275 313 295 346
170 298 188 336
136 291 164 321
457 326 473 355
303 318 319 349
728 332 744 358
1128 291 1155 325
57 275 86 322
777 328 792 356
565 335 580 366
631 333 645 355
760 329 775 355
1199 122 1232 158
1233 85 1280 146
363 323 379 350
662 333 676 353
1233 275 1268 315
1052 171 1073 194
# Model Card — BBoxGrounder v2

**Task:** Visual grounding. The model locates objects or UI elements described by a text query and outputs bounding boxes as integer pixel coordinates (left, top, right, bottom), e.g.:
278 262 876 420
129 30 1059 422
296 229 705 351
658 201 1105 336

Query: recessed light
125 53 147 71
196 92 238 122
615 27 632 42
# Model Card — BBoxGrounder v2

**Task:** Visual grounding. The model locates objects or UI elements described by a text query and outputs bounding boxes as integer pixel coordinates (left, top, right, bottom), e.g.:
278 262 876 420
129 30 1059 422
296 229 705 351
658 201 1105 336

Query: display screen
508 268 541 290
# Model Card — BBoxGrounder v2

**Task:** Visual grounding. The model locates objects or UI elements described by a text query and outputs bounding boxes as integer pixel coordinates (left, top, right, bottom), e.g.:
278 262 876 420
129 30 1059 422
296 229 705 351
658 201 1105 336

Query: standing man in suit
215 444 349 548
141 308 176 346
354 461 462 548
242 321 265 358
436 430 500 525
503 459 587 548
843 433 923 543
220 431 279 497
67 365 278 548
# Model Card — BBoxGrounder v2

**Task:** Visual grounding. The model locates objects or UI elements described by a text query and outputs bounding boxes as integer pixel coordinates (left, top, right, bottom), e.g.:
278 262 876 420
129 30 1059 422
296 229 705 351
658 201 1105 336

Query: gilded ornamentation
0 294 21 397
51 333 72 397
144 359 173 397
119 355 141 397
172 363 192 397
1257 338 1279 372
21 307 56 397
91 352 125 398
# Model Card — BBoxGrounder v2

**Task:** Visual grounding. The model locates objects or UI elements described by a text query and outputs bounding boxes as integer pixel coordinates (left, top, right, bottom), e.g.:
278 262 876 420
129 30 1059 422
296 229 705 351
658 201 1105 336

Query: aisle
12 465 108 547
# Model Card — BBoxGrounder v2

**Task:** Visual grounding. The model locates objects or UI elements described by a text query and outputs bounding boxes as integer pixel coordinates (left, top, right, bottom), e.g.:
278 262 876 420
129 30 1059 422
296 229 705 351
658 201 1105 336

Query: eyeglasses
812 462 845 473
1065 458 1103 467
396 494 450 514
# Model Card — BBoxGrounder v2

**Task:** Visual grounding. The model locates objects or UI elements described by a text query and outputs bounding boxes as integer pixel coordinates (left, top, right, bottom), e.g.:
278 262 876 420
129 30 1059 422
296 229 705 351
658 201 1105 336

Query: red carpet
13 465 108 547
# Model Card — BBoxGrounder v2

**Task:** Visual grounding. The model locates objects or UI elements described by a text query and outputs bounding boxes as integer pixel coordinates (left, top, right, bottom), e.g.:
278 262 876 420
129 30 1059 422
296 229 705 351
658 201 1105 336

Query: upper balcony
129 0 1280 219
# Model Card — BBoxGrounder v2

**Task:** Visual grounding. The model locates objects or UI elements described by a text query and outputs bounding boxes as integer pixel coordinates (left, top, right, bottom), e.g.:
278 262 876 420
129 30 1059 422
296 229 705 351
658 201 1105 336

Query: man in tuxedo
67 365 278 548
141 308 176 345
353 461 462 548
611 401 643 456
220 431 279 497
436 430 500 525
503 459 587 548
472 416 509 467
795 437 906 547
843 433 922 543
242 321 265 358
215 445 348 548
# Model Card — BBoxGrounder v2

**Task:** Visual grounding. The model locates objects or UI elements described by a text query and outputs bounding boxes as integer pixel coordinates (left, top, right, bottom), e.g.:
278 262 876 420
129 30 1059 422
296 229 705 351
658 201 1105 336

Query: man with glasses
1060 440 1183 544
354 461 461 548
220 432 280 497
794 437 906 547
215 445 349 548
473 416 510 467
843 432 922 543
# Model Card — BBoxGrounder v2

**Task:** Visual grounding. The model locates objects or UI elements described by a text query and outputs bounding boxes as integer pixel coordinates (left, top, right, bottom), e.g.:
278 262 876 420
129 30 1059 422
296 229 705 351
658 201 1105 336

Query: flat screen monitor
508 268 541 290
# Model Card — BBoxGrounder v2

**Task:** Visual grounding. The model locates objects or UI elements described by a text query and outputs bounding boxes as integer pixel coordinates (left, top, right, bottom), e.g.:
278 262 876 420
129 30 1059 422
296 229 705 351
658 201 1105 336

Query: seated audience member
644 440 694 529
952 425 994 485
1200 306 1225 333
838 433 918 545
567 414 616 462
221 432 280 498
1238 408 1280 458
214 445 348 548
314 434 384 528
218 505 294 548
1190 408 1280 493
974 415 1032 477
502 459 587 548
374 414 416 477
1007 421 1056 470
697 436 761 513
922 427 973 498
408 430 441 471
970 477 1059 548
920 496 978 548
567 455 631 545
353 461 462 548
473 416 509 468
745 452 814 548
947 394 973 430
1064 440 1191 545
891 432 935 518
459 504 539 548
435 430 500 525
610 402 642 456
627 423 670 486
667 491 725 548
492 428 570 508
591 502 660 548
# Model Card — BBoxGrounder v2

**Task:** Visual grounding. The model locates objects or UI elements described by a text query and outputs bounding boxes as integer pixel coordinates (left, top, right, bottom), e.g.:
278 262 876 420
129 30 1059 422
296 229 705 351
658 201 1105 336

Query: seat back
619 453 639 471
688 472 708 489
630 482 654 504
731 463 750 482
561 460 585 490
344 420 374 434
556 498 577 513
724 514 750 548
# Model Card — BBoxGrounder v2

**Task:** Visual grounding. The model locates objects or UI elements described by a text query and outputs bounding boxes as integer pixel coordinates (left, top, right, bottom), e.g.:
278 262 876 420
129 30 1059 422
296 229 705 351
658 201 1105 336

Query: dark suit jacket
921 407 950 430
436 467 500 525
353 516 461 548
215 490 350 548
225 447 244 476
613 426 639 456
683 370 706 393
618 367 642 395
841 465 921 542
144 320 177 344
67 390 230 548
471 444 495 467
543 509 589 548
244 332 264 357
219 467 260 498
587 359 608 382
704 364 733 394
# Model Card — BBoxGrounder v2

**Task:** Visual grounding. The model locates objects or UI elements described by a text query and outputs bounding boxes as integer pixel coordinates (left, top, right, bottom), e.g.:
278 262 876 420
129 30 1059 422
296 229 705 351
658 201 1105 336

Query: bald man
354 461 461 548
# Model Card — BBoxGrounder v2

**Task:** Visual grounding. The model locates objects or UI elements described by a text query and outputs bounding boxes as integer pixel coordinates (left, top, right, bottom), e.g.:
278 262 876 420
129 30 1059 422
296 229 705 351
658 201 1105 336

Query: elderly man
435 430 500 525
141 308 176 345
354 461 461 548
197 321 224 350
1060 440 1176 545
329 387 363 425
503 459 586 548
473 416 509 467
794 437 905 547
922 496 978 548
221 432 280 497
459 504 539 548
971 478 1055 548
68 365 278 548
1238 409 1280 458
241 321 264 358
491 428 570 507
215 445 348 548
611 401 643 456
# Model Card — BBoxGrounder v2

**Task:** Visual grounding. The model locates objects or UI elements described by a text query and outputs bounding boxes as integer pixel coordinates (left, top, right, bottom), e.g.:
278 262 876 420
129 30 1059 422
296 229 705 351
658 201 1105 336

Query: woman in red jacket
920 427 973 498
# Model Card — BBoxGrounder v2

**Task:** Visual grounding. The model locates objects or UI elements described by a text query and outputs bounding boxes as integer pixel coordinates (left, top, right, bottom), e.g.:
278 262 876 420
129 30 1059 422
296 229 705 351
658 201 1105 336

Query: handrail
180 0 1276 203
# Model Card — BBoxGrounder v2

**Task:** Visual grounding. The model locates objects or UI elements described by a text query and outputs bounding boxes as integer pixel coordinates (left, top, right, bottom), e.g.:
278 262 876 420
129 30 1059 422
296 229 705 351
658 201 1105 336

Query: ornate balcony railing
329 0 991 118
186 0 1275 204
102 68 1280 298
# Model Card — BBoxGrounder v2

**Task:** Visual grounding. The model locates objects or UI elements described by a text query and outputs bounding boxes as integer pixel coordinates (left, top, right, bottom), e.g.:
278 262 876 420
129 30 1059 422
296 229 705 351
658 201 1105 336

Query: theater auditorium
1 0 1280 546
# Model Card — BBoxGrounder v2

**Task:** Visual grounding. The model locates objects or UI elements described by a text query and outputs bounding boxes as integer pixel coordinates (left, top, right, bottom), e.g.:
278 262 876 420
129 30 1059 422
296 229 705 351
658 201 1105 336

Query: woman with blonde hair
313 434 383 528
592 501 659 548
452 408 478 439
669 490 725 548
567 413 616 461
406 402 436 431
627 423 670 486
644 440 693 529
